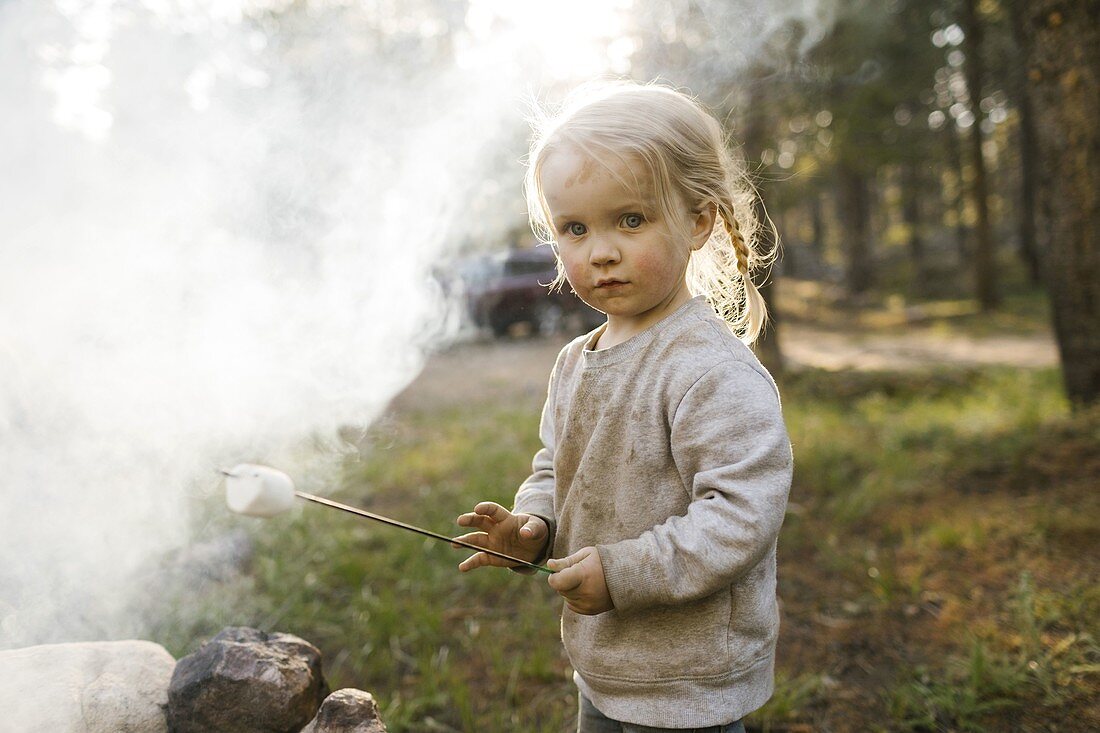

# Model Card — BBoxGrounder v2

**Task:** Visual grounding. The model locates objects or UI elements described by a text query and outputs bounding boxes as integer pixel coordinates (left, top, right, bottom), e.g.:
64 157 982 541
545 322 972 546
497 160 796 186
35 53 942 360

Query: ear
690 203 717 251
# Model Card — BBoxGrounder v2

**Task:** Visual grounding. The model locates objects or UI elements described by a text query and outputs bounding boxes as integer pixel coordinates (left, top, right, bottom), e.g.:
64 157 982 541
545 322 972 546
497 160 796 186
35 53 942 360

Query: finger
455 513 495 531
458 550 517 572
545 546 590 572
472 501 512 521
547 562 583 593
545 557 566 573
463 553 519 571
450 531 490 550
518 515 547 540
458 551 491 572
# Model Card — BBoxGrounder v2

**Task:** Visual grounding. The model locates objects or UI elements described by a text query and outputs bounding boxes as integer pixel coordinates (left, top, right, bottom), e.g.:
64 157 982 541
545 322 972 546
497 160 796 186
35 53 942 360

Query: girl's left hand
547 547 614 615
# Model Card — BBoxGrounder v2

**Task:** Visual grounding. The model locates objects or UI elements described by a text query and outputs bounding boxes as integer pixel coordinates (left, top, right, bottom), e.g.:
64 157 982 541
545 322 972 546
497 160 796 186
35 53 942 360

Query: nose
588 235 621 266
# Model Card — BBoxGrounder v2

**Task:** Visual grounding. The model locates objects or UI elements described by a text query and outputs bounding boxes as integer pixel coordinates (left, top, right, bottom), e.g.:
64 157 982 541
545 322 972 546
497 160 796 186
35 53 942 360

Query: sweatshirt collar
581 296 710 368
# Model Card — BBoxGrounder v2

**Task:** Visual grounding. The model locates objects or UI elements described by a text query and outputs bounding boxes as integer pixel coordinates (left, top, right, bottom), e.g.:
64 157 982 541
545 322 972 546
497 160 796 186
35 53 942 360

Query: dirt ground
393 323 1058 411
779 322 1057 371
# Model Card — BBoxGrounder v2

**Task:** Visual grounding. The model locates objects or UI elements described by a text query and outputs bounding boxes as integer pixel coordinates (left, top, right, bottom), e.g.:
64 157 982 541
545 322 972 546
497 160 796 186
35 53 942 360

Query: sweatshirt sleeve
511 363 560 560
598 361 792 612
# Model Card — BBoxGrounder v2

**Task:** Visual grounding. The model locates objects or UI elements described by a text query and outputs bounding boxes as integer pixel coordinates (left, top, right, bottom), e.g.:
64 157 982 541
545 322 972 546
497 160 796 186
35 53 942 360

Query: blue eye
567 223 587 237
621 214 644 229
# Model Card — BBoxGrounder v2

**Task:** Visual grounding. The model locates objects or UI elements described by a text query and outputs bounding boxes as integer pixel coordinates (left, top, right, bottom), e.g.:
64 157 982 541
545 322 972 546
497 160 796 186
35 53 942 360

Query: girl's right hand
454 501 548 572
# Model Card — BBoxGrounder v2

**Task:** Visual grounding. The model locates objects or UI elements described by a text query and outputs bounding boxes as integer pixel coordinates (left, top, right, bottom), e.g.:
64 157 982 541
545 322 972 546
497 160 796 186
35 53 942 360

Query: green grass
149 365 1099 732
769 367 1098 730
886 573 1100 731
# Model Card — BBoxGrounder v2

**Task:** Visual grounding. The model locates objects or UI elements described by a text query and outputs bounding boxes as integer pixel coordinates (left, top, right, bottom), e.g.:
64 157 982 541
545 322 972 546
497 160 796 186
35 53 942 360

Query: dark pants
578 692 747 733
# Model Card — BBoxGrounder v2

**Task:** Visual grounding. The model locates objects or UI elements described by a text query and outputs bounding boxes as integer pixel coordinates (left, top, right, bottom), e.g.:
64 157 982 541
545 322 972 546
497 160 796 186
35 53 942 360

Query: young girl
456 82 793 732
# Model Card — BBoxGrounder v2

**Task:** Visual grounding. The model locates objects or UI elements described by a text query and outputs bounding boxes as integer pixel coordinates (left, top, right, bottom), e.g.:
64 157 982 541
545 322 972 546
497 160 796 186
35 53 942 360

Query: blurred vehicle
466 247 604 338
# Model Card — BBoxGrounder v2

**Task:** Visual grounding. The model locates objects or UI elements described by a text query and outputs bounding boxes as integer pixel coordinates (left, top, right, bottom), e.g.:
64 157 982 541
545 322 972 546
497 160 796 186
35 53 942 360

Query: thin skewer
219 467 551 574
293 491 553 575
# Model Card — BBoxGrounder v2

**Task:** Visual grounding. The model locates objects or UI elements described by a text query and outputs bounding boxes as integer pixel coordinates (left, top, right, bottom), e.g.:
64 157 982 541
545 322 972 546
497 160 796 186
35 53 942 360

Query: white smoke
623 0 840 106
0 0 834 647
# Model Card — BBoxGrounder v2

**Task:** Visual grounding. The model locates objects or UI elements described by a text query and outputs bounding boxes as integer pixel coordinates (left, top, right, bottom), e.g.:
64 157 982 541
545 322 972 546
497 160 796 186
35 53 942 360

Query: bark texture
961 0 1000 310
1020 1 1100 406
741 73 785 375
1008 0 1043 285
902 160 926 290
839 162 872 295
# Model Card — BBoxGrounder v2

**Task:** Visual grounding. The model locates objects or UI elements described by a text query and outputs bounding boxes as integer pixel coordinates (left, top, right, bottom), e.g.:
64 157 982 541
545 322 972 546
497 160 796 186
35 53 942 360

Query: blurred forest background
12 0 1095 730
233 0 1099 408
628 0 1098 410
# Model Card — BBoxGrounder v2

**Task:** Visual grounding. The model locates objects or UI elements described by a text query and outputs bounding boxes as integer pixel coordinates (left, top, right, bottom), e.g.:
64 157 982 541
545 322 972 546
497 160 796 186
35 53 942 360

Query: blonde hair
524 81 774 345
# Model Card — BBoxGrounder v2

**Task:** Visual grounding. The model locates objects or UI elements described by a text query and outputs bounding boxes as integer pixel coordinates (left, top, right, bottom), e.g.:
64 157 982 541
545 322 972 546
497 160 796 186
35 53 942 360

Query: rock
0 639 175 733
301 688 388 733
167 626 328 733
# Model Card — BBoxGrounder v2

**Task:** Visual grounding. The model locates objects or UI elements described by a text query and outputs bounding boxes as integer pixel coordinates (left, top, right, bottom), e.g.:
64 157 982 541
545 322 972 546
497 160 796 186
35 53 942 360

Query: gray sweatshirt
513 296 793 728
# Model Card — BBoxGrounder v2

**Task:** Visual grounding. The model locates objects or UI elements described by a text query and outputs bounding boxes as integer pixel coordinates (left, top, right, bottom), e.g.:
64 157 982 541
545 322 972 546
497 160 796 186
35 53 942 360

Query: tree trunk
810 192 826 256
902 160 926 292
1020 0 1100 407
961 0 1000 310
750 191 785 375
741 73 784 375
1008 0 1044 286
747 185 784 374
775 207 797 278
945 124 969 264
839 163 872 296
755 257 785 376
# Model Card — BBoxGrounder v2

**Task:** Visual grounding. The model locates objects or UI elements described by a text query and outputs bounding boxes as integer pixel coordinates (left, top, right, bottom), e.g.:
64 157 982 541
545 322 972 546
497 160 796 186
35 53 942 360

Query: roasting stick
294 490 553 574
220 467 553 575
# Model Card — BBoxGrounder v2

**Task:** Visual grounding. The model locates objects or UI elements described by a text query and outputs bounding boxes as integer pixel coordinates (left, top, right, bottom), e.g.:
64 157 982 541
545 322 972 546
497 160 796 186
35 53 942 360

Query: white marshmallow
224 463 296 518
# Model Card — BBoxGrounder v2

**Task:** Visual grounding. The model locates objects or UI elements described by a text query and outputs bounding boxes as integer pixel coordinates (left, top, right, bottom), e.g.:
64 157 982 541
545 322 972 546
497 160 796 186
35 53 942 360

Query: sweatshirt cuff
596 539 661 612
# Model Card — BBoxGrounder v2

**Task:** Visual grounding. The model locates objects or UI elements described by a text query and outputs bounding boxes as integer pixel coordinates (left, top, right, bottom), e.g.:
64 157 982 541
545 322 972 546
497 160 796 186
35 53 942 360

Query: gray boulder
300 688 388 733
167 626 328 733
0 639 175 733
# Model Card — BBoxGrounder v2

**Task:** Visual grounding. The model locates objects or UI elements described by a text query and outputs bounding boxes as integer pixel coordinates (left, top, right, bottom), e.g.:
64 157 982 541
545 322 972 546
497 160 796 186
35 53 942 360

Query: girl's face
540 145 713 344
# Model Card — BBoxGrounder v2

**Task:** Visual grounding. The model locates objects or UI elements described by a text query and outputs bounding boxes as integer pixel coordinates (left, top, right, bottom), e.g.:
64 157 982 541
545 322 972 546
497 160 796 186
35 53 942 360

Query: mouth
595 279 628 289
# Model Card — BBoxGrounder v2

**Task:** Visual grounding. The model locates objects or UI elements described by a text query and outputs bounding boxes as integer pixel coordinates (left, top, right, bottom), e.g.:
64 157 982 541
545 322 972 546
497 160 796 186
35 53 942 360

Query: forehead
540 145 655 214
